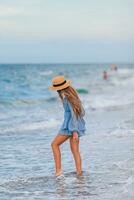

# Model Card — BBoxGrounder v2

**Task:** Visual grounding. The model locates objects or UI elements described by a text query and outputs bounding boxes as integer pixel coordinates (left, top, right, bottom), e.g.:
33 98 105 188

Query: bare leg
51 134 70 176
70 136 82 175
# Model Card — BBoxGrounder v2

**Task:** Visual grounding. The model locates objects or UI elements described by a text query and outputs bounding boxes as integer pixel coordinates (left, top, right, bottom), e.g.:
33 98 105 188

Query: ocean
0 64 134 200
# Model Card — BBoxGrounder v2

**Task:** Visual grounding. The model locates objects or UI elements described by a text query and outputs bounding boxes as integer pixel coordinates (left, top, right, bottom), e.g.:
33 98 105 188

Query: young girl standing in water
49 76 86 177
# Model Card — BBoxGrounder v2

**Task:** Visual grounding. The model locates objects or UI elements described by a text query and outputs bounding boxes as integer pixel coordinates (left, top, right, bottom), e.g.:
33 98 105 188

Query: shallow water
0 64 134 199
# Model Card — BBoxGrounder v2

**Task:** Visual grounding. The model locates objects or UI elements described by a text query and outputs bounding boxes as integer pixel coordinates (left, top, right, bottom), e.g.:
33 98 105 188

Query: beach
0 64 134 200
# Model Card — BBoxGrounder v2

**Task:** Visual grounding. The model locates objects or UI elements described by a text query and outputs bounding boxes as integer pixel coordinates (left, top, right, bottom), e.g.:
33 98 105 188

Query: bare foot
76 171 82 176
55 169 62 177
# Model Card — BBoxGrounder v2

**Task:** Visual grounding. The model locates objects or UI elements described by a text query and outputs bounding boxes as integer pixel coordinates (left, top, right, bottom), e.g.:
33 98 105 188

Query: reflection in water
55 171 94 199
0 172 95 199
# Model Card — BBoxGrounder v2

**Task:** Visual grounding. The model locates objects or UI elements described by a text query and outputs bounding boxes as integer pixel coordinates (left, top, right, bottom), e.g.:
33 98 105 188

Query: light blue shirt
59 97 86 137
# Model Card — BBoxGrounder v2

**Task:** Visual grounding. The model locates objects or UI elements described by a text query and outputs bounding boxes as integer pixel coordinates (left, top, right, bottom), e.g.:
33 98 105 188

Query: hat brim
49 80 71 91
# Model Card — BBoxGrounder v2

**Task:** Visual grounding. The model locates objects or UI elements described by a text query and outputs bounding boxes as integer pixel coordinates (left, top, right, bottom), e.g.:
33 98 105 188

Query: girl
49 75 86 176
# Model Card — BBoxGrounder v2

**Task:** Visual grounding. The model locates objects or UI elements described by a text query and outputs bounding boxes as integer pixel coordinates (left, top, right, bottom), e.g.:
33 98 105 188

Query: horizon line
0 62 134 65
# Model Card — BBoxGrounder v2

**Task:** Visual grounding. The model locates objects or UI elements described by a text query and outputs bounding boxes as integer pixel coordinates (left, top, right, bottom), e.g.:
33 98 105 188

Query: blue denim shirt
59 97 86 137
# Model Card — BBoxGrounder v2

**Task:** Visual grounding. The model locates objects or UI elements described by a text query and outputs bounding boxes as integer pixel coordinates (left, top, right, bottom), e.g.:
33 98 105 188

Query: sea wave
39 70 53 76
87 94 134 110
0 97 57 107
0 119 60 134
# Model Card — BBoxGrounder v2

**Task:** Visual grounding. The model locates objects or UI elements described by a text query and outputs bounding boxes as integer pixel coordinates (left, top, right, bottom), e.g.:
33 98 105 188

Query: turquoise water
0 64 134 200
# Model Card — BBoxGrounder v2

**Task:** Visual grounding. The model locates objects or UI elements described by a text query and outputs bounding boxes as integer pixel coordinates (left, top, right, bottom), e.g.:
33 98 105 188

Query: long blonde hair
58 86 85 119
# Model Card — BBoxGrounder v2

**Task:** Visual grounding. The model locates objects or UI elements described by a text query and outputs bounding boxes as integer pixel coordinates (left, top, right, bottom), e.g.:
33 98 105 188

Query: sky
0 0 134 63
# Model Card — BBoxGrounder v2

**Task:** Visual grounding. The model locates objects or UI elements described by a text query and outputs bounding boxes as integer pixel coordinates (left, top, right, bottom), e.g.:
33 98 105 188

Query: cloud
0 0 133 62
0 1 133 41
0 5 24 16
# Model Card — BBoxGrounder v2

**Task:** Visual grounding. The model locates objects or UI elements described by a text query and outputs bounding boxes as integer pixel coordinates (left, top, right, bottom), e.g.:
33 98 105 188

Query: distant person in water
49 76 86 177
110 64 118 71
103 70 108 80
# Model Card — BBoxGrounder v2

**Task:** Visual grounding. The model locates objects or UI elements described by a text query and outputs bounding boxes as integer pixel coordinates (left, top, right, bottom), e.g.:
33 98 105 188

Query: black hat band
53 80 66 87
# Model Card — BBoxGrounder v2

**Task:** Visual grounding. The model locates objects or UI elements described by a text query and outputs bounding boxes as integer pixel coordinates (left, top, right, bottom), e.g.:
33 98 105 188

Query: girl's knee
51 141 56 148
51 141 59 148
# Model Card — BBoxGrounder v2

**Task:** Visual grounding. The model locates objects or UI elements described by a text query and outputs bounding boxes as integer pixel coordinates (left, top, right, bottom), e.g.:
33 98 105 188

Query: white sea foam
0 113 9 120
0 119 60 134
110 68 134 87
113 158 134 170
122 176 134 196
111 76 134 87
84 68 134 110
118 68 134 75
40 70 53 76
110 129 134 138
88 94 134 110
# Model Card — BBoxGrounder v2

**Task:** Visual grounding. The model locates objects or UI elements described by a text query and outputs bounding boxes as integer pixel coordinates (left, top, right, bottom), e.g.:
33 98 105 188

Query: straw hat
49 76 71 91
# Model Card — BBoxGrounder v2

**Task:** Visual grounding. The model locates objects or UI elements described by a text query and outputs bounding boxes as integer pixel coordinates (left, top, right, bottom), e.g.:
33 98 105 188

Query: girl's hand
73 132 79 141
